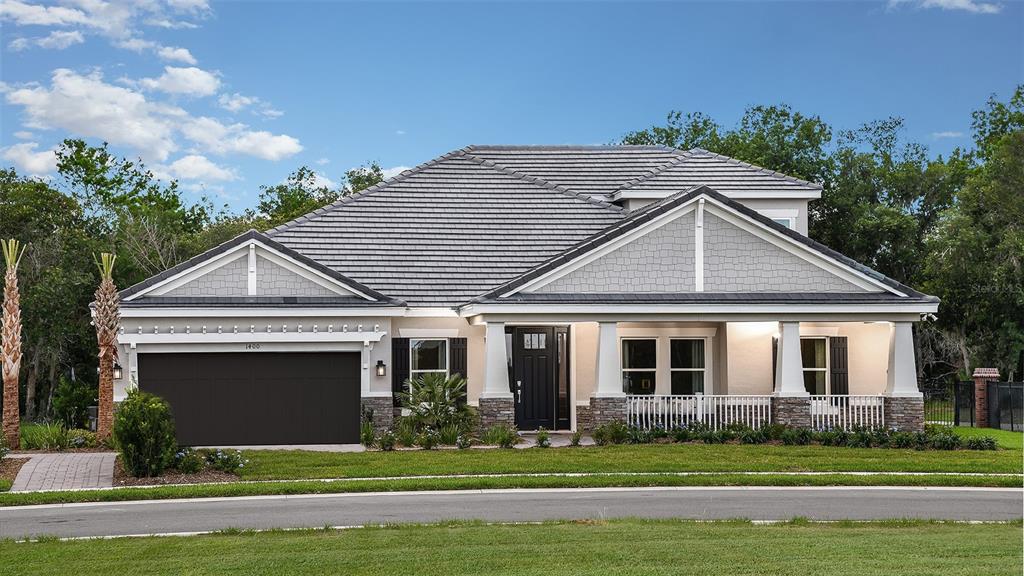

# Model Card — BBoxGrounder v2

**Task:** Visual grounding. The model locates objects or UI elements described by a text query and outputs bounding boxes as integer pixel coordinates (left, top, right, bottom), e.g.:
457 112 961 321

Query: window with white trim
800 337 828 395
670 338 705 395
621 339 656 395
410 338 448 380
771 217 795 229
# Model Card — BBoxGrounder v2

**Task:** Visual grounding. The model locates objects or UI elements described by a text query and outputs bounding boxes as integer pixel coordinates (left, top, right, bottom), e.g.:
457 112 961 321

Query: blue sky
2 0 1021 210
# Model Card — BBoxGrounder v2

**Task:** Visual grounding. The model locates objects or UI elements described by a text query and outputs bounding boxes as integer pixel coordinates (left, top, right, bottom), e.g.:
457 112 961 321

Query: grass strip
2 518 1020 575
0 472 1019 507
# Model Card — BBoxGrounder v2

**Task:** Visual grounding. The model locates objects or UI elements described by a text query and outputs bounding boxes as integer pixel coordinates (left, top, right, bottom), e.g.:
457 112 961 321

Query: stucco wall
535 215 696 293
703 213 867 293
390 317 486 402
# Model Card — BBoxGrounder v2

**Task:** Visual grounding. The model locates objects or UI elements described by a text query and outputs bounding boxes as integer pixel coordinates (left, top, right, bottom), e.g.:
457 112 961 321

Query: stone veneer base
360 396 395 434
578 396 627 431
884 396 925 432
772 396 811 429
478 397 515 432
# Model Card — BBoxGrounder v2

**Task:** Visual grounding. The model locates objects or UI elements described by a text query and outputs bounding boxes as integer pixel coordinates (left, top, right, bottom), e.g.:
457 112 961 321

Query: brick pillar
587 396 627 429
972 367 999 428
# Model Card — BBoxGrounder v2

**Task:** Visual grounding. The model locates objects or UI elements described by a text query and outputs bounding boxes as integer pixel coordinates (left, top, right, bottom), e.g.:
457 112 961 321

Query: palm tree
93 253 119 442
2 239 26 449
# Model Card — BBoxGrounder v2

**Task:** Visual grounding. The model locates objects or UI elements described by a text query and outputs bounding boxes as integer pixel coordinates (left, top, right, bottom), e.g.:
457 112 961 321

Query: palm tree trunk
2 240 24 449
93 253 119 443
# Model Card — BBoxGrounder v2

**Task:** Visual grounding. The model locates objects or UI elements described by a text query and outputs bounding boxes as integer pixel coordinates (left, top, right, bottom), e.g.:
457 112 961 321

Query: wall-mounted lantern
375 360 387 377
113 362 123 380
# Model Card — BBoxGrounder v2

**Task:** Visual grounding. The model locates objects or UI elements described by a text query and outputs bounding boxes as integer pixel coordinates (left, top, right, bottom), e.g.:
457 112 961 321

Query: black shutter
771 336 778 389
829 336 849 395
392 337 410 407
450 338 468 379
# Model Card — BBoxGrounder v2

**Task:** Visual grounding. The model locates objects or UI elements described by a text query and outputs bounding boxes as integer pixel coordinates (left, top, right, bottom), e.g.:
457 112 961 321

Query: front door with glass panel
511 326 570 430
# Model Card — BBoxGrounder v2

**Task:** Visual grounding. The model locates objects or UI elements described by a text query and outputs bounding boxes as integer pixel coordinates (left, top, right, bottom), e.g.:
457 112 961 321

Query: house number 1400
245 343 261 350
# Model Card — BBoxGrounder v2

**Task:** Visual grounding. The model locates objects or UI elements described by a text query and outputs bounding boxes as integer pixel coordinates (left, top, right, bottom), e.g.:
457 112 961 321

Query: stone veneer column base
478 397 515 432
361 397 395 434
772 396 811 429
582 396 627 430
884 396 924 432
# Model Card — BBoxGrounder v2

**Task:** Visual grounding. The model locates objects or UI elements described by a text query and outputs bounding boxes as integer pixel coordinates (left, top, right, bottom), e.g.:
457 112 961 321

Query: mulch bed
1 457 30 485
113 457 238 486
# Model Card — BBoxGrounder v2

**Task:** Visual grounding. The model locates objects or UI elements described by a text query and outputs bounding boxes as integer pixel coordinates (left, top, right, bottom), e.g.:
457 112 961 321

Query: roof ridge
464 144 676 151
614 151 689 192
460 150 624 214
265 148 473 235
685 148 822 190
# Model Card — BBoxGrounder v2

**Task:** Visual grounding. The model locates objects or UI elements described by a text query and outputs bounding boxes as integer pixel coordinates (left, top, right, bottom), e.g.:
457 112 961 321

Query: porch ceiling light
376 360 387 377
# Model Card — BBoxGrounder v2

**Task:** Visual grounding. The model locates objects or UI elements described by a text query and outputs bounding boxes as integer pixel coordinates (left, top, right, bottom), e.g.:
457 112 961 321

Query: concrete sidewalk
9 453 116 492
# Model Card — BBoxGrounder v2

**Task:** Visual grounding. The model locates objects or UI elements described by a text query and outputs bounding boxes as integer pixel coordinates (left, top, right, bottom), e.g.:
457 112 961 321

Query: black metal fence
923 380 956 425
987 381 1023 432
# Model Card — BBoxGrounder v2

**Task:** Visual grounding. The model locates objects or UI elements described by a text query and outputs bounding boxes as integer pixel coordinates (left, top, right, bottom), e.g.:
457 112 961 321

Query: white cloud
13 131 34 139
217 92 283 118
311 172 336 189
1 142 57 176
8 30 84 51
164 154 238 181
181 116 302 160
6 68 183 161
140 66 221 96
887 0 1002 14
931 131 965 139
156 46 197 65
395 129 407 136
115 37 156 52
315 157 330 166
382 166 411 180
0 1 94 27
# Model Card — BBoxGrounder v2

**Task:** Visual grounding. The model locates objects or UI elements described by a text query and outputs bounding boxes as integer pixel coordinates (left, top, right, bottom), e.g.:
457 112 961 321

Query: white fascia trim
509 203 698 296
403 307 460 317
460 303 939 316
397 328 461 338
128 239 375 301
612 190 821 201
118 331 386 346
120 307 405 318
757 208 799 218
702 197 906 297
619 326 717 337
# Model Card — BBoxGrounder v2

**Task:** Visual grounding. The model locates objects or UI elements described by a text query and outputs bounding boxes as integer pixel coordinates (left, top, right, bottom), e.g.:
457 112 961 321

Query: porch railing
809 395 885 430
626 395 773 431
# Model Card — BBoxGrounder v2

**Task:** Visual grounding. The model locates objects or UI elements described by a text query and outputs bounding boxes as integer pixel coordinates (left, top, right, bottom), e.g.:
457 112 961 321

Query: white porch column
595 321 624 397
774 321 807 396
886 321 921 397
482 321 512 398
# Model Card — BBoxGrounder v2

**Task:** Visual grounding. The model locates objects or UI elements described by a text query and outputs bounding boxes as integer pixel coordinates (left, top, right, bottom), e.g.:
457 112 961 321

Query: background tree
255 162 385 228
2 239 26 448
93 253 119 442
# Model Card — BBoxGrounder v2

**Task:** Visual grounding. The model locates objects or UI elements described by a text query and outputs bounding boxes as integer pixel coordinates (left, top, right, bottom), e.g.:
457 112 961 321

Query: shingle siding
163 255 248 297
256 255 338 297
535 214 696 293
702 213 866 293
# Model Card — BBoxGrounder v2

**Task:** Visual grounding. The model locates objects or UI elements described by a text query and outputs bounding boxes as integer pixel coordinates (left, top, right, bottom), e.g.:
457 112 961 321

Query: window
410 338 448 379
670 339 705 395
621 339 656 395
801 337 827 395
771 217 795 229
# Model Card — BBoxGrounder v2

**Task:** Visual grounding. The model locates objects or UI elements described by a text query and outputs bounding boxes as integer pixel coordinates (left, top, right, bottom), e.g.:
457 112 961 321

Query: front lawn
954 427 1022 450
3 519 1020 575
237 442 1022 481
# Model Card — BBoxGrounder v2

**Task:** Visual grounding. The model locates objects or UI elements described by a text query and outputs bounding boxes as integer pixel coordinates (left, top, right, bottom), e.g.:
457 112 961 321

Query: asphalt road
1 487 1020 539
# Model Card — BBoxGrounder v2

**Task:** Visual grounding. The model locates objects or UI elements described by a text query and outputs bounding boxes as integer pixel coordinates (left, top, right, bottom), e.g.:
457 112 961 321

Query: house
112 146 937 445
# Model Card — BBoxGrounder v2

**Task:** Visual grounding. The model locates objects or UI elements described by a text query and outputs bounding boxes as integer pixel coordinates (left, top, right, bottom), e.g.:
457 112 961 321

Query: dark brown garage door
138 352 360 446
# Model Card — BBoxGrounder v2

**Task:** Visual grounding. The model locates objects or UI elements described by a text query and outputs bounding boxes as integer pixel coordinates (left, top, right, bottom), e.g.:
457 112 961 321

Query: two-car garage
138 352 361 446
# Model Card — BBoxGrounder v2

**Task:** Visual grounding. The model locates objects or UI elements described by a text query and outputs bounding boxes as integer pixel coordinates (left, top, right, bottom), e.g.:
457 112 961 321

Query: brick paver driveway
10 453 116 492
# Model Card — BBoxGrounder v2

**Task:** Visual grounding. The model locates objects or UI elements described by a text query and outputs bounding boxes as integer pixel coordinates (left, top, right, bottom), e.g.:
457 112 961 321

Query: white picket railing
626 395 773 431
810 395 885 430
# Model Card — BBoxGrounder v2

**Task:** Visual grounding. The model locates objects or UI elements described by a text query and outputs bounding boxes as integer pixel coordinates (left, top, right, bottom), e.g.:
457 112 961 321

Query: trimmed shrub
51 377 96 429
761 423 787 441
592 421 630 446
847 429 873 448
439 423 462 446
173 448 204 474
68 428 97 449
870 428 892 448
535 427 551 448
113 390 177 477
739 429 767 444
628 427 655 444
964 436 998 450
929 432 962 450
781 428 812 446
817 429 849 447
889 431 916 449
570 429 583 447
671 427 692 443
482 424 519 448
377 430 397 451
913 431 931 450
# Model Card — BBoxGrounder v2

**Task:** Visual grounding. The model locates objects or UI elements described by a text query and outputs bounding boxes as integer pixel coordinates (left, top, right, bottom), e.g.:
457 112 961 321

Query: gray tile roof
267 150 625 306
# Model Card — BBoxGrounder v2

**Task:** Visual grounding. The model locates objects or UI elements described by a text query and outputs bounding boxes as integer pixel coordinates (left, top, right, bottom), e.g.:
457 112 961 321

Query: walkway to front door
510 326 570 430
10 452 116 492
